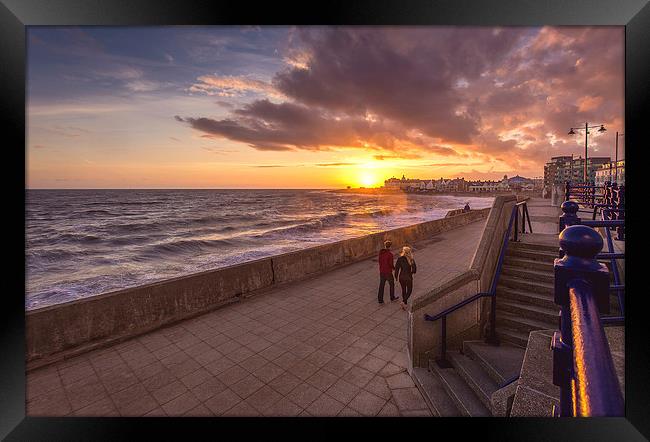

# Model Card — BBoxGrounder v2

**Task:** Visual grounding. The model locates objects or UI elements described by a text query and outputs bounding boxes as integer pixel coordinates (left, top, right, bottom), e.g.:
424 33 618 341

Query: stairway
497 240 560 347
411 234 620 416
413 341 525 416
412 238 560 416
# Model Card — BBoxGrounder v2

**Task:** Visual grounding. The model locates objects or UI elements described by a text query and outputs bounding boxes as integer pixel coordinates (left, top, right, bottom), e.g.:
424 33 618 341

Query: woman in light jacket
394 246 417 310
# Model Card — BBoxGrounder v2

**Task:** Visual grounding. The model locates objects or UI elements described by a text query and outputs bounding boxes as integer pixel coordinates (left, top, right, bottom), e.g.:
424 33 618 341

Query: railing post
559 201 580 233
603 182 610 221
616 186 625 241
552 225 619 416
485 294 499 345
436 316 452 368
609 183 618 230
565 181 571 202
514 205 519 242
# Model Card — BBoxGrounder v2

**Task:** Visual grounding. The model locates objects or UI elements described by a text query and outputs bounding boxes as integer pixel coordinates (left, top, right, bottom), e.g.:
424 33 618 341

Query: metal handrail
552 225 624 417
424 292 492 323
565 280 624 416
424 200 529 366
566 182 624 234
601 316 625 326
559 199 625 316
597 252 624 260
600 211 624 315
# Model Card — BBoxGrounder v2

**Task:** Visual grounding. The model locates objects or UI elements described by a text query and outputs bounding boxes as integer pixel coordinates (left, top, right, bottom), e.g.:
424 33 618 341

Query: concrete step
463 341 526 386
497 311 557 334
498 287 557 310
497 327 530 348
498 299 560 324
506 248 557 263
509 241 559 254
429 360 492 417
499 275 554 295
501 265 554 284
448 351 499 409
503 256 555 273
411 367 460 417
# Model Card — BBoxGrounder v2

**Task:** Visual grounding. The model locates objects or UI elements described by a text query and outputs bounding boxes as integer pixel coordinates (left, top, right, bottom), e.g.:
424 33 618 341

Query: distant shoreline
329 188 541 198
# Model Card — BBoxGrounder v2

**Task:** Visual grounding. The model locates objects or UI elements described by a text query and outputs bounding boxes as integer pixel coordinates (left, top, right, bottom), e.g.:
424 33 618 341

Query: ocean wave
26 189 495 309
253 208 424 239
27 247 97 262
138 237 240 258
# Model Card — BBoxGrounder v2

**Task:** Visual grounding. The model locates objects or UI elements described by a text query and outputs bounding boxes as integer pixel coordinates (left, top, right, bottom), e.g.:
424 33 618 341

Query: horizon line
26 187 345 191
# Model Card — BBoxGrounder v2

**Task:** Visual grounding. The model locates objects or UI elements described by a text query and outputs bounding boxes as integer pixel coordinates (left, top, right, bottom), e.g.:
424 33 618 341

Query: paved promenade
27 218 487 417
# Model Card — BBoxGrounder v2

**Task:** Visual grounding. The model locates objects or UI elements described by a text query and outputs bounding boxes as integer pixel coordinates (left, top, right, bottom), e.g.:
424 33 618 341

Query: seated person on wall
463 202 471 212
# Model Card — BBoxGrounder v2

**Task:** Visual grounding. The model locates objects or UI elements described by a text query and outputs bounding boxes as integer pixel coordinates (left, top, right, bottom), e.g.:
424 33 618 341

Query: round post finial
561 201 579 216
559 225 603 260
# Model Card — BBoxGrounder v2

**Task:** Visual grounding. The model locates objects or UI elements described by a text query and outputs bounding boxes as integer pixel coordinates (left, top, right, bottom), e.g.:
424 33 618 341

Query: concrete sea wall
26 207 490 369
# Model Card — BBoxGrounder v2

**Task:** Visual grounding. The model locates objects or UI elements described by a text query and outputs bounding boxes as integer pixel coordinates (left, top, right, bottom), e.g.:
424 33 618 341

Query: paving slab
26 217 487 416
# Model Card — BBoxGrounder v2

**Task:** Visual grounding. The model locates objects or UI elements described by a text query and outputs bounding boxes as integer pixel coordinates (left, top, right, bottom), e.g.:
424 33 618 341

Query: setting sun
359 171 380 187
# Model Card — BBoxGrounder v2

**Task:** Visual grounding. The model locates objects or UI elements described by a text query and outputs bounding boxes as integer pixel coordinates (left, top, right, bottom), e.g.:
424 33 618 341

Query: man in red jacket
377 240 398 304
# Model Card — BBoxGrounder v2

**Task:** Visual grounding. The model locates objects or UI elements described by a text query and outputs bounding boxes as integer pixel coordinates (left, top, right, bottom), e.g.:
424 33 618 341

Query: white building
384 174 422 190
595 160 625 186
468 175 510 193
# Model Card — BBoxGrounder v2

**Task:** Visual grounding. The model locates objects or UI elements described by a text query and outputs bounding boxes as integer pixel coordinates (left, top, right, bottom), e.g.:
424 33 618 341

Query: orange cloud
188 74 284 99
577 95 604 112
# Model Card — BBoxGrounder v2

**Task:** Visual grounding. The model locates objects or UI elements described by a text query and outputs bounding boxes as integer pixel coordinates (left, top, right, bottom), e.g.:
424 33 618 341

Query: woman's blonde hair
401 246 414 265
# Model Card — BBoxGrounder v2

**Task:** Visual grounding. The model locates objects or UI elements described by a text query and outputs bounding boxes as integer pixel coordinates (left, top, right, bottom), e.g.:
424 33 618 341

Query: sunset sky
27 26 624 189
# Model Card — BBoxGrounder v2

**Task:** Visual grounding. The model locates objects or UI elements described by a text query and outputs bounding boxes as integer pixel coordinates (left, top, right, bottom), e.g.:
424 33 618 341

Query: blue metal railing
559 195 625 316
424 200 531 368
565 181 625 240
555 183 625 416
551 225 624 416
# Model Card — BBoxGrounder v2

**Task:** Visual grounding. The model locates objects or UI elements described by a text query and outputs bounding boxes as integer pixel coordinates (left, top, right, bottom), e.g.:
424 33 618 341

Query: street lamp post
568 123 607 183
615 132 624 184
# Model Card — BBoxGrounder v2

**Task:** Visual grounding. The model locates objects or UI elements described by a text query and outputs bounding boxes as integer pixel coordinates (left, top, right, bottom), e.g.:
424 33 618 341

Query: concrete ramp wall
408 195 518 369
26 207 490 370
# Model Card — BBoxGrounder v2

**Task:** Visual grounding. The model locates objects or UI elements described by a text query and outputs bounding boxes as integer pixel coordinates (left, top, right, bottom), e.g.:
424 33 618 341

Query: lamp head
568 128 576 135
598 125 606 133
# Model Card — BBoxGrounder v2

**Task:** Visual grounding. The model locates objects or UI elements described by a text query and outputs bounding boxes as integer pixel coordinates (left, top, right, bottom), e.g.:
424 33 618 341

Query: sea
26 190 494 310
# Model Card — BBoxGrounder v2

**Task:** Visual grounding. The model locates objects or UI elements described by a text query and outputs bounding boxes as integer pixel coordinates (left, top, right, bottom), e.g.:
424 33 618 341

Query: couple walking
377 240 417 310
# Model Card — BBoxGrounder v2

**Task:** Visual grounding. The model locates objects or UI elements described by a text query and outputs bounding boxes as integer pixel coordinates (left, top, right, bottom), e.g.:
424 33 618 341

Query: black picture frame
2 0 648 439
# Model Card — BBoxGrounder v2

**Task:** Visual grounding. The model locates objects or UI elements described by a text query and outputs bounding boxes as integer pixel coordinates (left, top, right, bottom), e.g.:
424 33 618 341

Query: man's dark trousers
378 272 396 303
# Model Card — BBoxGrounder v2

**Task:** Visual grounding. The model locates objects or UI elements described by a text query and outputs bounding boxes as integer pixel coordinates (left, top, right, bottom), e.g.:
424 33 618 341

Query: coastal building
543 155 571 188
420 179 435 190
468 175 510 193
595 160 625 186
433 177 467 192
384 174 422 190
544 155 611 186
384 177 402 189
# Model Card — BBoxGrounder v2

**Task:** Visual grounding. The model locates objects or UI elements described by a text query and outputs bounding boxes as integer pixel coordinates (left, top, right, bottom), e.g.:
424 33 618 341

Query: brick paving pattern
26 218 486 417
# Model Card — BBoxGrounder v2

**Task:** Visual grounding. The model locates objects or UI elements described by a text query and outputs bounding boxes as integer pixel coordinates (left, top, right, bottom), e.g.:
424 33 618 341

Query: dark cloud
272 28 523 144
179 99 411 152
178 27 623 175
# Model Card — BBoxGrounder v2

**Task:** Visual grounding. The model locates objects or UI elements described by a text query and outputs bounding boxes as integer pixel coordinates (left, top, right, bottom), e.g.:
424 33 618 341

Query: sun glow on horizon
358 170 381 188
